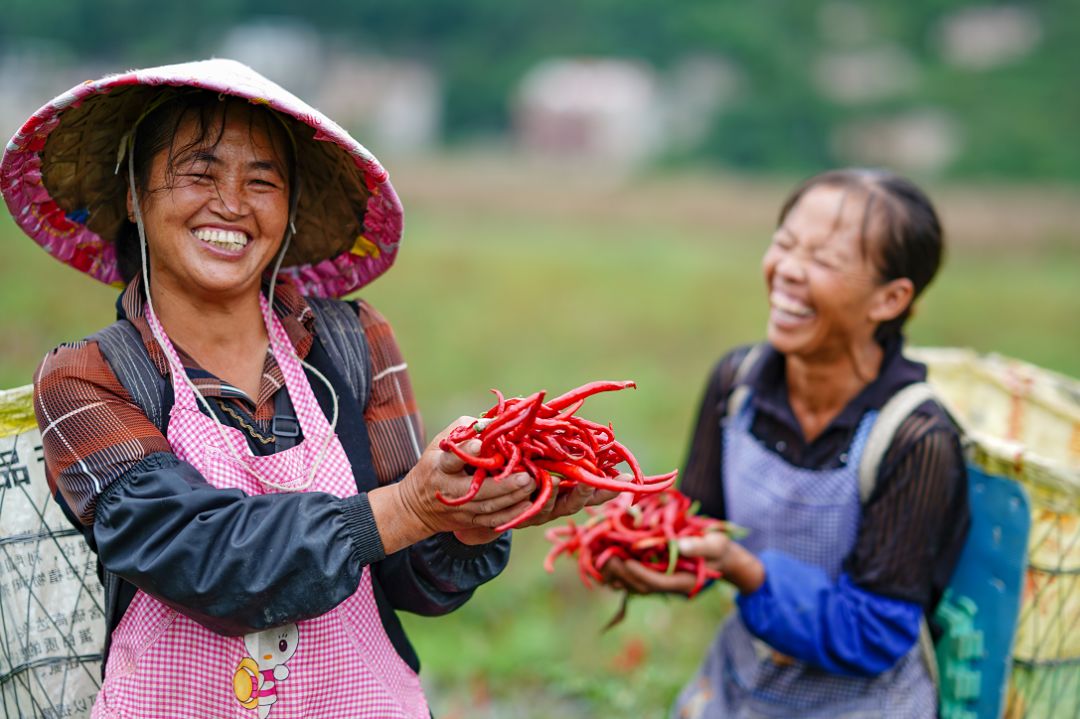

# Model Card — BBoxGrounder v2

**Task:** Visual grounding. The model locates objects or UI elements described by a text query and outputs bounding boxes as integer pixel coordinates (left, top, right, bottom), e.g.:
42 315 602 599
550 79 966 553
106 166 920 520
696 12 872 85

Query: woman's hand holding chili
451 450 621 544
370 418 539 552
601 532 765 596
500 481 619 531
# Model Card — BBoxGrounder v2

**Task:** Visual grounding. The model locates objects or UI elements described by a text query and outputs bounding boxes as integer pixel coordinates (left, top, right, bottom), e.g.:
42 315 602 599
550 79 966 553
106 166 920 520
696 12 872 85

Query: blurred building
832 109 961 175
220 18 442 155
0 44 112 144
219 19 324 99
513 58 664 167
935 5 1042 70
313 55 441 156
663 55 741 153
814 45 919 104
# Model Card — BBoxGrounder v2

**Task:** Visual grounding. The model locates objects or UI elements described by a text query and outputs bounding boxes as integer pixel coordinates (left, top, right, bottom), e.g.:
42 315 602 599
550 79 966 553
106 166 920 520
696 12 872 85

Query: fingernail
677 538 695 552
514 475 532 488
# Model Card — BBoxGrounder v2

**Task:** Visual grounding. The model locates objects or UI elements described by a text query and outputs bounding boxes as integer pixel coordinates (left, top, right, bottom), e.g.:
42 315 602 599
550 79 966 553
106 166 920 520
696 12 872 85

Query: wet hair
777 168 944 343
115 90 296 284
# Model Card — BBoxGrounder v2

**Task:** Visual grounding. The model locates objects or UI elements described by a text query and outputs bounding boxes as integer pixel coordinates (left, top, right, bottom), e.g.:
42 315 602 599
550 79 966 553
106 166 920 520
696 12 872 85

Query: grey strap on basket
855 380 942 691
306 296 372 411
726 343 767 419
856 381 938 503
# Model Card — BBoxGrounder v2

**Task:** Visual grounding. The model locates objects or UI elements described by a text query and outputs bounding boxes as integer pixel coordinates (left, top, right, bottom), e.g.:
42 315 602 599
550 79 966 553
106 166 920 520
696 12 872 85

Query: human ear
868 277 915 324
126 187 135 223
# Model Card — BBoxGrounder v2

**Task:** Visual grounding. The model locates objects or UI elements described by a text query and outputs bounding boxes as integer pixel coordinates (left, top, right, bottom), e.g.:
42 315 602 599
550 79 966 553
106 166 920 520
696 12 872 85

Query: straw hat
1 58 402 298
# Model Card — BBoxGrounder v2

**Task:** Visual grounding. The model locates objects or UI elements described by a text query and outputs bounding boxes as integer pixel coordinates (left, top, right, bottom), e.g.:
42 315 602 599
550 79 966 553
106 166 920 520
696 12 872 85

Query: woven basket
909 348 1080 718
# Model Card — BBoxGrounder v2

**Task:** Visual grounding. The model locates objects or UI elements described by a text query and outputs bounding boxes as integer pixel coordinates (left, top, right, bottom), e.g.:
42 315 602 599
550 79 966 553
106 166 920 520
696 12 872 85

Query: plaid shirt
34 279 424 525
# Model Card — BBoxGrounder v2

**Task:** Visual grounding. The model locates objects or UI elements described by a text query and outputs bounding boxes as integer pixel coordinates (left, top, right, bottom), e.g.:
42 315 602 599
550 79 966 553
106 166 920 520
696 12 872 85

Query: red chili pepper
482 388 506 418
490 443 522 481
436 380 678 532
544 488 736 605
545 380 636 412
553 399 585 420
435 468 488 507
534 459 676 494
479 391 545 456
607 440 645 484
595 545 629 569
438 438 505 470
494 467 554 532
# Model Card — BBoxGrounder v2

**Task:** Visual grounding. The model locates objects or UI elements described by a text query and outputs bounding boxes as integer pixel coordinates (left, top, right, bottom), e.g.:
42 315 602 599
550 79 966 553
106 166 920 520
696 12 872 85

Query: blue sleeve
736 550 923 676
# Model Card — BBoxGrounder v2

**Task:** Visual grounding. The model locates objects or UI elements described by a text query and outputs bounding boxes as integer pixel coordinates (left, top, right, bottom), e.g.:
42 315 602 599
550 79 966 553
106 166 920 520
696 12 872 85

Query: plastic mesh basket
910 348 1080 719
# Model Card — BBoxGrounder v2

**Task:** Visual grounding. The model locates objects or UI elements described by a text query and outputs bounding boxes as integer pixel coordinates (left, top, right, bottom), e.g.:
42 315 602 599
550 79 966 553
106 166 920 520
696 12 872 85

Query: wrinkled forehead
781 183 888 254
164 99 292 171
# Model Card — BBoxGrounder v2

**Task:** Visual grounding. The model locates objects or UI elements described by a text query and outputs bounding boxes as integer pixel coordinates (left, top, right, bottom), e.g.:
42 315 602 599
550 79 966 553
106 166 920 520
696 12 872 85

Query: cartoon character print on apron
673 389 936 719
92 296 429 719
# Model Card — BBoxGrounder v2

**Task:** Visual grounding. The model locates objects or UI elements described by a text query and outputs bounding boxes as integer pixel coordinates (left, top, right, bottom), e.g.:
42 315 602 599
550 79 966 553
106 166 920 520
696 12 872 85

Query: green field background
1 159 1077 717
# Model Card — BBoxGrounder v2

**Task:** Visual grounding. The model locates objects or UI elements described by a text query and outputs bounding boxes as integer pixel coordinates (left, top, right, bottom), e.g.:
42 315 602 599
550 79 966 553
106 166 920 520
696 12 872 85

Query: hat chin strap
264 189 344 476
126 135 340 489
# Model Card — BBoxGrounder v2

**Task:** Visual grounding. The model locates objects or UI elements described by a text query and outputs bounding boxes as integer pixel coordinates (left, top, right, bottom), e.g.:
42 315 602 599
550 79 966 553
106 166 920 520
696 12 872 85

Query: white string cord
261 184 341 489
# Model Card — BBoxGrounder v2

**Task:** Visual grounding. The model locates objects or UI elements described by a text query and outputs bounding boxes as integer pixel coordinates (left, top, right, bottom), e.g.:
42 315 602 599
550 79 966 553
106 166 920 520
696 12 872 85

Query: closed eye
250 177 282 189
179 172 213 185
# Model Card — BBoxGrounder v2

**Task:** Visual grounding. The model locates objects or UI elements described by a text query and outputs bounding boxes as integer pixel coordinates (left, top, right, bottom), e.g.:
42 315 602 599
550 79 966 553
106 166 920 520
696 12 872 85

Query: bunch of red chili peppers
544 488 730 598
438 380 677 531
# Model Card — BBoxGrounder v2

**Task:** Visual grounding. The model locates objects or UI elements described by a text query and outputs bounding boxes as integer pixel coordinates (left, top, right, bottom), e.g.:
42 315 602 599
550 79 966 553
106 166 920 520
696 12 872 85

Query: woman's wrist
453 528 504 545
368 483 435 555
725 544 766 594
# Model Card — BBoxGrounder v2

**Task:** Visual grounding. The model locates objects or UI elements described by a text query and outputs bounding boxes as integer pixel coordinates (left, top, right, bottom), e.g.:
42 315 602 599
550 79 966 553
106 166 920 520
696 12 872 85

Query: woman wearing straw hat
601 169 971 717
4 59 600 718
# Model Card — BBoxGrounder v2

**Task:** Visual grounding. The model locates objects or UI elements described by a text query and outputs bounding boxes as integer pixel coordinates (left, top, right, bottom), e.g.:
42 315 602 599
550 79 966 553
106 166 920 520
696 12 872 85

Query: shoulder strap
726 343 766 418
918 618 940 690
856 381 937 504
306 296 372 411
854 379 944 691
86 320 168 670
90 320 169 433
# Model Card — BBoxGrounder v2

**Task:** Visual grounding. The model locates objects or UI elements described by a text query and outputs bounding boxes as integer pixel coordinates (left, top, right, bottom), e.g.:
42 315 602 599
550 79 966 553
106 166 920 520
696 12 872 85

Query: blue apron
672 391 936 718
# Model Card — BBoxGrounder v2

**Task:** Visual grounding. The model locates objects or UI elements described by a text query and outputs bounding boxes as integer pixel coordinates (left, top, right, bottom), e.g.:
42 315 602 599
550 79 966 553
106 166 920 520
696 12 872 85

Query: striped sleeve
845 406 969 607
356 299 426 486
33 341 172 524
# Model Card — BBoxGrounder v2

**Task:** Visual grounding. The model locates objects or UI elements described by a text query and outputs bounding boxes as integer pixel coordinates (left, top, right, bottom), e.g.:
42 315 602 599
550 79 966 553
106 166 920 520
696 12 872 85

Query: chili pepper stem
601 591 631 634
666 538 679 575
705 521 750 540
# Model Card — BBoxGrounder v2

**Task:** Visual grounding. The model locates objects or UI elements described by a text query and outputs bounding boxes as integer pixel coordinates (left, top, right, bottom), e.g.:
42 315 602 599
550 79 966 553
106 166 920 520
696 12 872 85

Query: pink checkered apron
92 296 429 719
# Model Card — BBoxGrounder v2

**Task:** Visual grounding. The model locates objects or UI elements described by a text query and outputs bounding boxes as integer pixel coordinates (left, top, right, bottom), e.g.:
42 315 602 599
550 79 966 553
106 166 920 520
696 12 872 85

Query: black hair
115 90 296 284
777 168 944 343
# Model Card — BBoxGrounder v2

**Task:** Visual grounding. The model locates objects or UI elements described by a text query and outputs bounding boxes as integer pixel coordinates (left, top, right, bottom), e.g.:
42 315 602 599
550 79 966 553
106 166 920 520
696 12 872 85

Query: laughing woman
4 60 597 718
602 169 971 718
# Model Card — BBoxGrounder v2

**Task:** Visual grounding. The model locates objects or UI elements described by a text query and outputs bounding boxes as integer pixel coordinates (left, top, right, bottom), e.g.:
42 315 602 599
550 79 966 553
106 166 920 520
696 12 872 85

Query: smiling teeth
771 293 814 317
194 229 248 249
